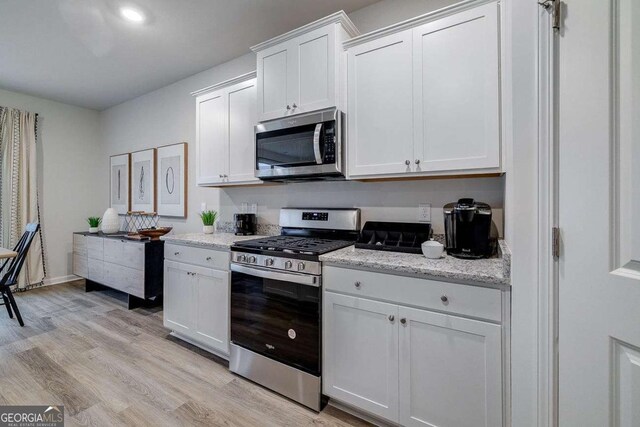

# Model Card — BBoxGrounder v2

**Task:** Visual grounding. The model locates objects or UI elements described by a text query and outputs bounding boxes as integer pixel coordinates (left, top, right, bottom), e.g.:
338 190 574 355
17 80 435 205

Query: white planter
89 227 99 234
203 225 214 234
101 208 120 234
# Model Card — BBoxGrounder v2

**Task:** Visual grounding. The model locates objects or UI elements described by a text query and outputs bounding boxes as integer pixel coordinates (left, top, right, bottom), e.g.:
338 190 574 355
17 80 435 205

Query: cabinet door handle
292 103 297 108
440 295 448 303
405 160 410 166
206 256 212 261
354 281 361 289
415 159 421 165
388 315 395 322
174 252 180 256
400 318 407 325
286 105 291 110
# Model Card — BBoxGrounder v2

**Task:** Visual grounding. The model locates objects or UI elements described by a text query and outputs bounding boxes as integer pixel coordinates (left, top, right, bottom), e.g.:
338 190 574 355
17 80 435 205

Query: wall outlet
200 202 207 212
418 204 431 222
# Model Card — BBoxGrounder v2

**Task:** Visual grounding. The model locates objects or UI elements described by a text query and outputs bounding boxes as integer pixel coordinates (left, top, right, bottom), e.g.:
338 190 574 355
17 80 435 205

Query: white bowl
421 240 444 259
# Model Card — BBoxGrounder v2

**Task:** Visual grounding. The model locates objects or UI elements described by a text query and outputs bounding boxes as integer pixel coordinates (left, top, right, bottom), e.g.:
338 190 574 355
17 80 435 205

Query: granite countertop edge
320 240 512 288
160 232 266 250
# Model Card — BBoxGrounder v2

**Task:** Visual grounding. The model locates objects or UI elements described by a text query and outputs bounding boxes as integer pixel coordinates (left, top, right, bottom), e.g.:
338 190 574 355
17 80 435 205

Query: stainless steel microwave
254 108 343 181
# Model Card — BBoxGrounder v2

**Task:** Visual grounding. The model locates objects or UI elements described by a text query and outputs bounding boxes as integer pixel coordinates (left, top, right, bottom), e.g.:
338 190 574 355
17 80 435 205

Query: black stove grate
233 235 353 255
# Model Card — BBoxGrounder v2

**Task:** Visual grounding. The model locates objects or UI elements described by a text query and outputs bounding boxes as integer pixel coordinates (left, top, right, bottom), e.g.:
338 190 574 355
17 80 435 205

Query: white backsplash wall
99 0 500 237
220 177 504 236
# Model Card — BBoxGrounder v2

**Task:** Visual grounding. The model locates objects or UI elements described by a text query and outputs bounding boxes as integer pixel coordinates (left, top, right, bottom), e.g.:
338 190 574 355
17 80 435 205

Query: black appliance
443 198 498 259
254 108 343 181
234 213 257 236
229 208 360 411
355 221 432 254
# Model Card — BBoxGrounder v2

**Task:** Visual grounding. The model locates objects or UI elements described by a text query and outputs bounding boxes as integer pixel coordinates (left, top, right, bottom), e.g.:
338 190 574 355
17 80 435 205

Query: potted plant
87 216 101 233
199 210 218 234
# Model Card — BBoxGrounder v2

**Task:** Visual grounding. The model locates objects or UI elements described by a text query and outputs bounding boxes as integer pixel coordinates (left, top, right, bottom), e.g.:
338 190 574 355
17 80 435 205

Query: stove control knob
237 254 246 262
248 256 257 264
265 258 274 267
297 262 306 271
285 260 293 269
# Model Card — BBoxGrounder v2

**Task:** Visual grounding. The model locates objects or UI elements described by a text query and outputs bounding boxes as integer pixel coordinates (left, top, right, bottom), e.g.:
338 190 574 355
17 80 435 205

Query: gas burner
232 235 354 256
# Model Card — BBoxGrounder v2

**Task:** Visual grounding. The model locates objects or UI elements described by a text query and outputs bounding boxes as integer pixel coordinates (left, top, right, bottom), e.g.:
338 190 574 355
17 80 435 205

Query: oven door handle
231 263 320 287
313 123 323 165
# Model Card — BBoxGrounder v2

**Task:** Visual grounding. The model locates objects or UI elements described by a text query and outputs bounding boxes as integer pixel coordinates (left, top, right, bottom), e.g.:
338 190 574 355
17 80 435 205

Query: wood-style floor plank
0 281 371 426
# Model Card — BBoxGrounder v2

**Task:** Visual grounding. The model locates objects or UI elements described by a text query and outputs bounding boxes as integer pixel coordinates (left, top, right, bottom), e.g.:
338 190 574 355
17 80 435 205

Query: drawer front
323 266 502 322
87 258 104 283
164 243 229 270
103 239 145 270
73 234 87 256
73 253 88 277
87 236 104 260
103 261 145 298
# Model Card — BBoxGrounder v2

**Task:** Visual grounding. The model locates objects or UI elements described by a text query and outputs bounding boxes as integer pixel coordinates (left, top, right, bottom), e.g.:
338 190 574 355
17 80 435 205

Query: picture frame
130 148 157 213
156 142 188 218
110 153 131 215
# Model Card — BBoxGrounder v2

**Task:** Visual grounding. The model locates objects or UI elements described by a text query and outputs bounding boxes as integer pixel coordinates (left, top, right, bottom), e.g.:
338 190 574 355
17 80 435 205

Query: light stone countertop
319 240 511 288
161 232 266 251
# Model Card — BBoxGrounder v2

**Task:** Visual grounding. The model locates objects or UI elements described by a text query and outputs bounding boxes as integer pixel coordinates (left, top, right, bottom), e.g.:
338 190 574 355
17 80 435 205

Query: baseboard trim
326 399 396 427
42 274 81 287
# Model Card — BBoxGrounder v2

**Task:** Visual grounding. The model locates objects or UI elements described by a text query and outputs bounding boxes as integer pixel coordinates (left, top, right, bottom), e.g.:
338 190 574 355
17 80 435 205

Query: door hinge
552 227 560 260
539 0 562 32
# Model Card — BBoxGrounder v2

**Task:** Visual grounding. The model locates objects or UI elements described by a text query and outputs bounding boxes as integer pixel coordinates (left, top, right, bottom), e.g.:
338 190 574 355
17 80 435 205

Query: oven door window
231 270 320 376
256 121 333 171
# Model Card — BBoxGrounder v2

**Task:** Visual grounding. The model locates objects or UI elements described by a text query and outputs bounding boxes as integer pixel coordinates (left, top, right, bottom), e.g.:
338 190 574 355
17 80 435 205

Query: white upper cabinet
252 11 359 122
413 2 500 172
347 30 414 176
345 0 503 179
193 72 261 187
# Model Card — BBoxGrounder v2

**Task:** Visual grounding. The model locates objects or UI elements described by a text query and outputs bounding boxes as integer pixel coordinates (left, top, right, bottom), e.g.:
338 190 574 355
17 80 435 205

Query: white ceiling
0 0 379 110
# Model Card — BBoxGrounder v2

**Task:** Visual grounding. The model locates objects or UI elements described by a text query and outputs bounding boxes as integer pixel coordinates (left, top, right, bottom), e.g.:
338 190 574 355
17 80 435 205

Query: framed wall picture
157 142 187 218
131 148 157 213
110 153 130 215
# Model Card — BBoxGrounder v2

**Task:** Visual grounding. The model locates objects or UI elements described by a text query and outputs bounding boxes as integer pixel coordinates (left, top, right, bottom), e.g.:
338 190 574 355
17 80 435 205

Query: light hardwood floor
0 281 371 426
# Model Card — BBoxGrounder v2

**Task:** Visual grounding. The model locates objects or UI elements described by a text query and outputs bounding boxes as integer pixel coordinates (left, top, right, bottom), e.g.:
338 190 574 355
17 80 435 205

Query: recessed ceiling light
120 7 145 23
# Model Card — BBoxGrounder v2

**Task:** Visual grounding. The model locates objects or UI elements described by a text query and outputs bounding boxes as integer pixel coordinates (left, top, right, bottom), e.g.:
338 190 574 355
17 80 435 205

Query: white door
399 306 502 427
290 26 335 115
163 260 194 335
558 0 640 425
227 78 260 184
193 266 230 355
196 91 227 185
257 45 289 122
323 292 399 422
347 30 414 177
413 2 500 172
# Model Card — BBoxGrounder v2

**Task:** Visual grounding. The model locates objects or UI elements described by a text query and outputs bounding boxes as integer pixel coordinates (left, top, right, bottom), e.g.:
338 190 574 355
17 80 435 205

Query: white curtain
0 107 45 289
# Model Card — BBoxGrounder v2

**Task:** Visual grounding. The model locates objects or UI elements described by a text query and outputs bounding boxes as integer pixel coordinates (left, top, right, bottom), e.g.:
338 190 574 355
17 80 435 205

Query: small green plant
199 210 218 226
87 217 102 228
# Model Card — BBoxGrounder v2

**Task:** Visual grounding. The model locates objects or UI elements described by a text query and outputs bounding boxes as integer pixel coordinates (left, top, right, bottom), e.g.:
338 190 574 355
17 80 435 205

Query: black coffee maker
234 213 257 236
443 198 498 259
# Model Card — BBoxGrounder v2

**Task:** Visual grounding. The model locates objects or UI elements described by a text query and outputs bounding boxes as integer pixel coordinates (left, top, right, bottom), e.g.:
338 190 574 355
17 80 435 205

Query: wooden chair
0 223 40 326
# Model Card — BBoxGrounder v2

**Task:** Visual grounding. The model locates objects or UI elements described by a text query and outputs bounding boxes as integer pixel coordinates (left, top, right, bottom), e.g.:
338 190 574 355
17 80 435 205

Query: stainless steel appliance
234 213 257 236
254 108 343 181
229 208 360 411
443 198 498 259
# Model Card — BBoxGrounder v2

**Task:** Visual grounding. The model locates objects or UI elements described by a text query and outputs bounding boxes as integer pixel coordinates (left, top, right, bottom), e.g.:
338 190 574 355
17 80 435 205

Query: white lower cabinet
399 306 502 427
323 268 505 426
323 293 400 421
163 249 230 357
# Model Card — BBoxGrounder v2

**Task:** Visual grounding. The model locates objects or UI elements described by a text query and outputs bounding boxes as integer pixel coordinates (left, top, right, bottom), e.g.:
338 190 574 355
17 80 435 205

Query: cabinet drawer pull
415 159 421 165
400 318 407 325
292 103 297 108
388 315 395 322
174 252 180 256
405 160 410 166
440 295 448 303
206 256 212 261
286 105 291 110
354 281 361 289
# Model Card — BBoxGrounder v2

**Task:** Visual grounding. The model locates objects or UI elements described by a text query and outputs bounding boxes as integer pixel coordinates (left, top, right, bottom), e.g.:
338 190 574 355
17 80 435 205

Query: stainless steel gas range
229 208 360 411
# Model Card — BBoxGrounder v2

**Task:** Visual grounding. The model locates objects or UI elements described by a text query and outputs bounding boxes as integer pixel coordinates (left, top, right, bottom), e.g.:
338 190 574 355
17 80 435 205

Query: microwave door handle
313 123 323 165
